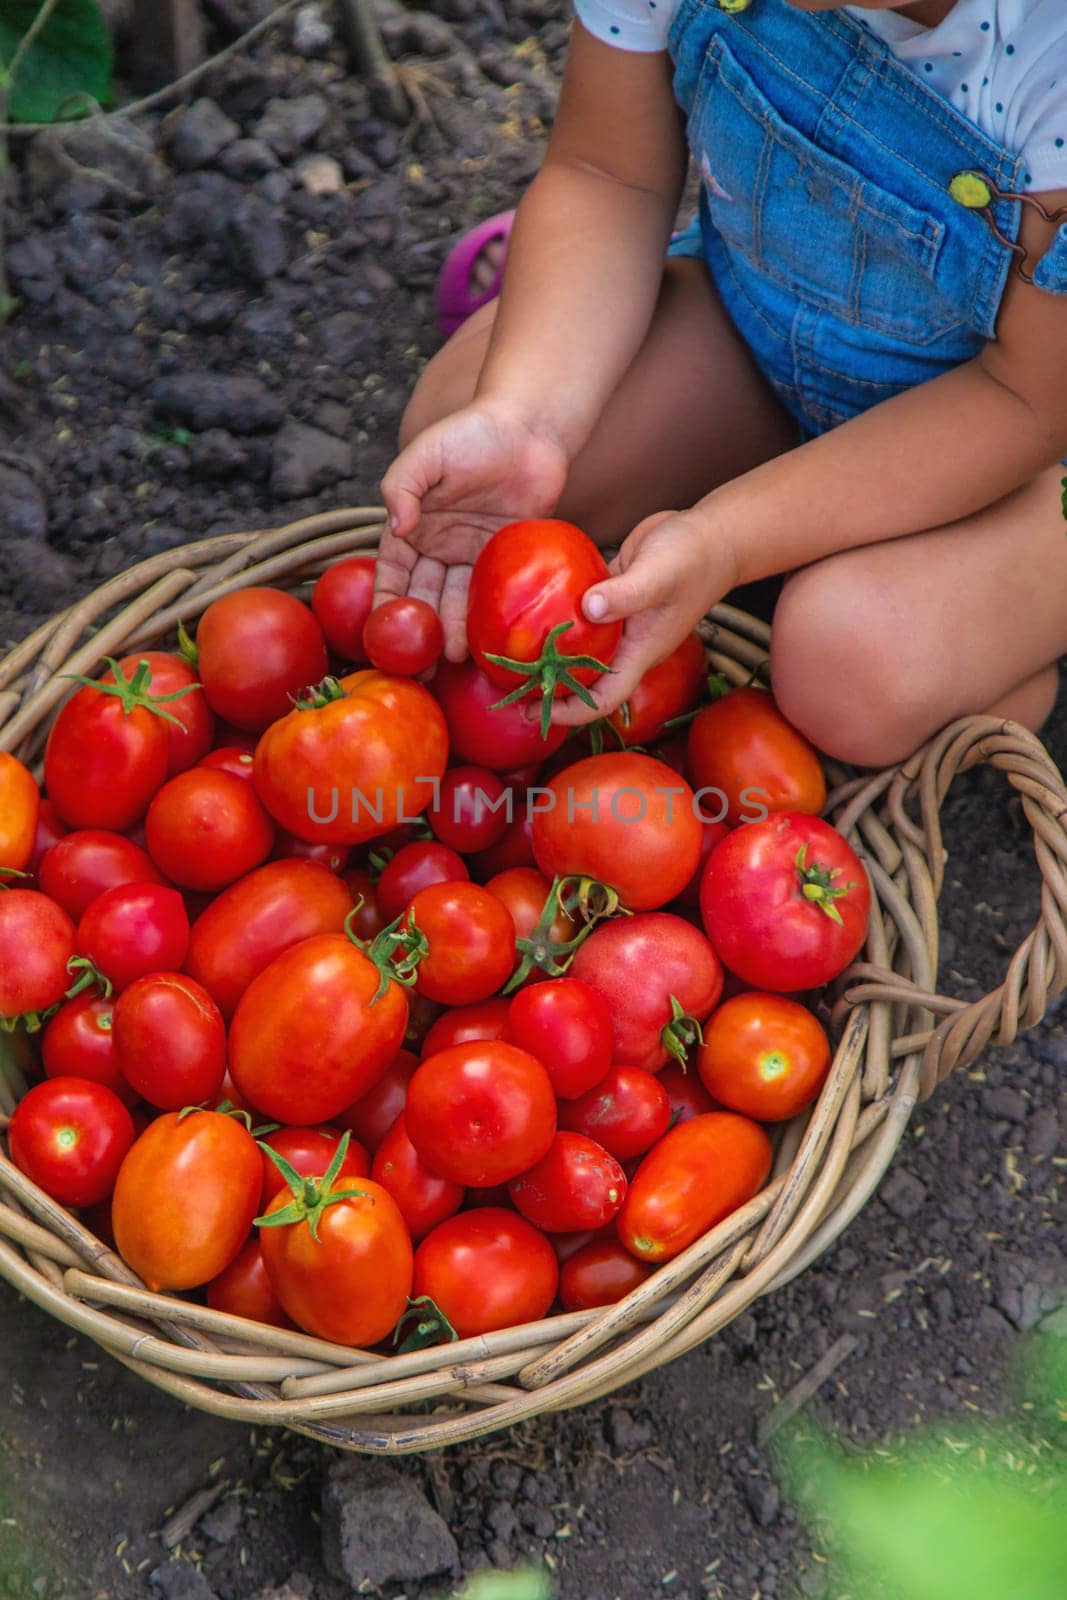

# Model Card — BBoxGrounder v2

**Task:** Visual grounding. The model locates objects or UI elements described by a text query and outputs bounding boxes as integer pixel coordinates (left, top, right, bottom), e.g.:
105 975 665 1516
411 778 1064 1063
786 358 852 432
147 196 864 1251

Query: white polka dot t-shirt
573 0 1067 193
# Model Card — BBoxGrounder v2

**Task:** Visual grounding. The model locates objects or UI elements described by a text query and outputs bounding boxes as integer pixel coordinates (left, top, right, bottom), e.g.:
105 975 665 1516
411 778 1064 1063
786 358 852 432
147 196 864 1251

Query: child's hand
548 508 736 726
377 402 569 661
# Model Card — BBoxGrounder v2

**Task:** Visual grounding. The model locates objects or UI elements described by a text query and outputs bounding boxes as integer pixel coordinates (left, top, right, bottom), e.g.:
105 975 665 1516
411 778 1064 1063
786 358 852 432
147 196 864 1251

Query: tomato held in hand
104 652 214 775
559 1234 653 1312
406 1041 557 1187
696 992 831 1121
558 1065 671 1163
432 658 568 772
505 977 612 1100
687 686 825 826
337 1048 420 1153
509 1132 628 1233
76 883 189 993
413 1209 558 1339
700 813 870 991
406 881 516 1006
42 993 131 1101
421 998 511 1057
194 588 328 732
429 767 510 854
372 1111 465 1240
363 597 444 677
0 753 39 874
259 1125 370 1209
618 1112 772 1263
8 1078 135 1208
608 632 708 747
0 890 76 1021
112 973 227 1111
206 1237 295 1329
39 830 166 921
375 840 469 925
112 1109 263 1290
312 556 376 663
145 768 275 891
44 660 176 831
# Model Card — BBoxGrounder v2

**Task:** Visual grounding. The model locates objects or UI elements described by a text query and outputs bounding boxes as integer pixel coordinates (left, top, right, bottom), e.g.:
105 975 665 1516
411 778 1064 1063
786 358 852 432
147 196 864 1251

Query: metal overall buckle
950 170 1067 285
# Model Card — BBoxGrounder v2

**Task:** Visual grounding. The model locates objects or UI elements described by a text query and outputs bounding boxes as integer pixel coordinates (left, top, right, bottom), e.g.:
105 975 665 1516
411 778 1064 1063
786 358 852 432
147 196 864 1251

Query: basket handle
831 715 1067 1101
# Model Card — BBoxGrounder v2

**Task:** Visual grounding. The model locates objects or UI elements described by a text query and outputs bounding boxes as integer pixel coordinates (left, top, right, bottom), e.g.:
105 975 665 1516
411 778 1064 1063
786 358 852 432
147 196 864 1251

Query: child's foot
436 210 514 339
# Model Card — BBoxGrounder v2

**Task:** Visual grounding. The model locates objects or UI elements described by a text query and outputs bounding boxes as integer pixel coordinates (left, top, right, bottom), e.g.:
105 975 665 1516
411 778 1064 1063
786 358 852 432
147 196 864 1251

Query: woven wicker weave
1 508 1066 1455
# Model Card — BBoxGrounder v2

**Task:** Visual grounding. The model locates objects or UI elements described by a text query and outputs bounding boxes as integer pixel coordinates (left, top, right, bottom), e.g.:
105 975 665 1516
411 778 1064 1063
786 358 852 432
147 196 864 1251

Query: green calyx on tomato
663 670 734 732
586 718 631 754
176 620 199 669
0 867 29 890
661 994 705 1068
557 875 631 928
291 675 347 712
392 1293 458 1354
795 844 856 927
485 621 615 741
343 905 427 1003
65 656 201 731
504 875 598 993
182 1100 280 1139
254 1129 367 1241
64 955 114 1002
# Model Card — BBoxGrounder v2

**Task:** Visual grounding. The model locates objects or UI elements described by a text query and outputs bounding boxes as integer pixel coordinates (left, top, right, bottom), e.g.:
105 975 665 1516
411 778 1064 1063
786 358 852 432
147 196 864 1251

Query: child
377 0 1067 767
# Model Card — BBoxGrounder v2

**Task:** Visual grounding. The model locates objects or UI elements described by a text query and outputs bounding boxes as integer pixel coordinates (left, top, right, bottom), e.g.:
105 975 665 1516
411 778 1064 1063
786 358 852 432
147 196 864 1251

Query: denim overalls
666 0 1067 437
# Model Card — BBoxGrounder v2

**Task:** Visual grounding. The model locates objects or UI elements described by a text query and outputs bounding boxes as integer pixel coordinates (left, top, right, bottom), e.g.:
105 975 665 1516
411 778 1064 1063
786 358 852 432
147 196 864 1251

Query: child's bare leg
401 258 799 543
771 466 1067 767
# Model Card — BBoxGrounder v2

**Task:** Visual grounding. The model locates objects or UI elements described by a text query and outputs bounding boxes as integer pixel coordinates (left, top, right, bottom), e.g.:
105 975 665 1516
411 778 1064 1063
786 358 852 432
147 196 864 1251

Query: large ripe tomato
558 1065 671 1163
608 632 707 746
43 993 135 1104
206 1237 295 1329
696 992 831 1121
112 1109 262 1289
0 753 39 874
485 867 577 987
429 767 510 855
43 661 175 831
337 1048 420 1153
700 813 870 991
617 1112 772 1263
406 881 516 1005
312 556 376 663
412 1209 558 1339
227 926 410 1123
105 652 214 775
39 830 165 921
8 1078 135 1208
658 1060 721 1124
375 840 469 925
76 883 189 993
259 1125 370 1208
112 973 227 1111
467 520 622 737
421 998 511 1057
570 913 723 1072
194 587 328 732
363 597 444 677
405 1041 556 1187
0 890 76 1021
432 658 567 772
687 686 826 826
253 670 448 847
505 978 612 1099
183 859 353 1020
145 769 274 891
559 1234 653 1312
509 1132 627 1233
372 1111 465 1241
531 753 702 911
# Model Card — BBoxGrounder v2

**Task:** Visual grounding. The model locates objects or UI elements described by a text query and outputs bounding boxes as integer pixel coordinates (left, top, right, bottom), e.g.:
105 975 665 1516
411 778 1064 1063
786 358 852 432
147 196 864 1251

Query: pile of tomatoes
0 519 871 1352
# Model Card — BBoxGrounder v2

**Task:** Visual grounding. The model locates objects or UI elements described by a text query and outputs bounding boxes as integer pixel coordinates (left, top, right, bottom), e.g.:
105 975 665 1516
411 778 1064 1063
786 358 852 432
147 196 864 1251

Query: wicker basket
1 508 1066 1456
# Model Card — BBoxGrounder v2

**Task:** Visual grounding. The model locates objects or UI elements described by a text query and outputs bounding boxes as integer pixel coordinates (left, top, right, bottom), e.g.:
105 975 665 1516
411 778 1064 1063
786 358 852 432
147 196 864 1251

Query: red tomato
376 840 469 925
505 978 612 1099
208 1070 258 1117
39 829 165 921
658 1060 721 1124
406 1041 557 1186
570 913 723 1072
676 817 732 909
338 1048 419 1153
413 1208 558 1338
558 1066 671 1163
25 799 69 880
253 670 448 847
687 687 826 826
106 652 214 775
485 867 577 986
560 1234 653 1311
618 1112 772 1263
76 883 189 993
696 992 831 1121
211 722 259 754
312 556 376 662
509 1132 627 1233
194 587 328 732
701 813 870 991
273 831 351 876
0 753 39 873
372 1111 465 1240
145 769 274 891
608 633 707 746
198 746 256 783
43 662 174 831
8 1078 135 1208
112 1109 263 1289
206 1237 295 1329
407 881 516 1006
468 811 537 878
363 597 444 677
429 767 510 854
259 1125 370 1209
531 753 702 911
467 520 622 736
422 998 511 1057
42 993 134 1103
432 658 567 772
112 973 227 1111
184 859 353 1020
0 890 76 1020
342 866 386 940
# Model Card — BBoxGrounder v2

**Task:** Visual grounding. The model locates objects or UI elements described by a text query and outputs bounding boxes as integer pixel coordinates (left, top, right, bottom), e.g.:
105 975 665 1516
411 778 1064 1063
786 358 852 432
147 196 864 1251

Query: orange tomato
0 753 40 874
617 1112 772 1263
686 687 825 826
696 993 831 1122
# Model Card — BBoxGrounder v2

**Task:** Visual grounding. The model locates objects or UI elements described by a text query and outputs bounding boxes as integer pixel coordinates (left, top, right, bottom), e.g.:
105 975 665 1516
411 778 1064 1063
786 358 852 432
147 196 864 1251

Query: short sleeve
573 0 671 53
1000 3 1067 194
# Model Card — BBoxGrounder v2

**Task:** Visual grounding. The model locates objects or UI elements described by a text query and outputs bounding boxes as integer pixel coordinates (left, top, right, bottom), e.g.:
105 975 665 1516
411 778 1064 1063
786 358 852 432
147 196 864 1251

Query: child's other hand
548 508 734 727
377 402 569 661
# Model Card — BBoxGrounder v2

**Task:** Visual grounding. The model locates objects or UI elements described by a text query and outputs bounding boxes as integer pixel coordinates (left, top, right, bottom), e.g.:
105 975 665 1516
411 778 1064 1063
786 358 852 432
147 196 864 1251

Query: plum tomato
558 1065 671 1163
8 1078 135 1208
311 556 376 663
145 768 275 891
431 658 567 772
696 992 831 1121
608 632 707 746
405 1040 556 1187
363 597 444 677
421 998 511 1057
206 1237 295 1329
406 881 516 1006
372 1111 465 1240
337 1048 420 1153
429 766 511 855
0 890 76 1021
76 882 189 993
559 1234 653 1312
618 1112 772 1263
259 1125 370 1209
112 973 227 1111
687 686 826 826
0 753 39 874
509 1132 627 1233
194 587 328 732
39 830 165 921
505 977 612 1100
375 840 469 925
105 651 214 775
42 993 133 1103
412 1208 558 1339
43 659 175 832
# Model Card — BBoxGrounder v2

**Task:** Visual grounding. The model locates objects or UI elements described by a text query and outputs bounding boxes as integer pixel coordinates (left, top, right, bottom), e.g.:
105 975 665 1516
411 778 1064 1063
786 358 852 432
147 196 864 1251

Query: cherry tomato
112 973 227 1111
112 1109 262 1289
429 767 510 854
206 1237 295 1329
658 1060 721 1124
608 632 707 746
376 840 469 925
0 890 76 1020
432 657 567 772
468 811 537 879
105 651 214 775
312 556 376 662
406 1041 556 1186
413 1208 558 1338
509 1132 627 1233
422 998 511 1057
486 867 576 986
687 686 826 826
195 587 328 732
363 597 444 677
696 992 831 1121
337 1048 419 1153
8 1078 135 1208
76 883 189 993
0 753 39 874
42 993 134 1103
197 746 256 783
372 1112 465 1240
259 1125 370 1209
407 881 516 1006
618 1112 772 1263
560 1234 653 1311
505 978 612 1099
25 799 69 880
531 753 702 911
43 661 174 831
39 829 165 921
145 769 274 891
273 831 351 876
558 1065 671 1163
701 813 870 991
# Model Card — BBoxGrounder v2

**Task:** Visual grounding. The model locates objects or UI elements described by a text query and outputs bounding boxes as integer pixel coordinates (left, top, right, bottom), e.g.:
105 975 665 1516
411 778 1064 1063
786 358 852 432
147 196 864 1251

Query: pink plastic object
435 210 515 338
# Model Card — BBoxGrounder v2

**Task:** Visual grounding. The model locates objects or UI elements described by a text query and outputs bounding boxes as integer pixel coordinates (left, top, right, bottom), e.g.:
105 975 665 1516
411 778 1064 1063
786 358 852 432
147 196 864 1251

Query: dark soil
1 5 1065 1600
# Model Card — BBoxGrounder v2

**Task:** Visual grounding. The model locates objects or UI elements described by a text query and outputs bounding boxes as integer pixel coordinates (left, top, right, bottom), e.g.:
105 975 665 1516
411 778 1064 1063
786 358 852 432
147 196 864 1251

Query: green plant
443 1569 554 1600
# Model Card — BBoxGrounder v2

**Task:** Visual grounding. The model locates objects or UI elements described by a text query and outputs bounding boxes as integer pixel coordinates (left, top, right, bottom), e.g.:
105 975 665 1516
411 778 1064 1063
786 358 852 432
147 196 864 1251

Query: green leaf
445 1570 553 1600
0 0 112 125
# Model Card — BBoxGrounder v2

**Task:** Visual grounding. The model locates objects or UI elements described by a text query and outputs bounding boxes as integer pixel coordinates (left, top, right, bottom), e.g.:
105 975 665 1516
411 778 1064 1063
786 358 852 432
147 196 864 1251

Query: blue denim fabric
663 0 1058 437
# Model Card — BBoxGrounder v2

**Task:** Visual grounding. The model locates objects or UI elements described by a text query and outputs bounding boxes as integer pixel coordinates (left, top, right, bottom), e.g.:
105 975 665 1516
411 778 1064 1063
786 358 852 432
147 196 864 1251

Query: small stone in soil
252 94 331 161
294 154 345 195
152 373 284 434
149 1562 217 1600
199 1495 242 1545
879 1169 927 1220
982 1085 1028 1123
219 139 281 180
1027 1108 1060 1159
742 1476 781 1528
0 467 48 541
292 3 334 56
320 1460 459 1589
271 422 352 499
227 194 289 284
166 99 240 171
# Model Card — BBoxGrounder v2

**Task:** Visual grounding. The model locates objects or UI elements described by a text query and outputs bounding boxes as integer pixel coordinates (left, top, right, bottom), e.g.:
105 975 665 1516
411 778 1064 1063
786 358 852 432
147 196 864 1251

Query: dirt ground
1 5 1065 1599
